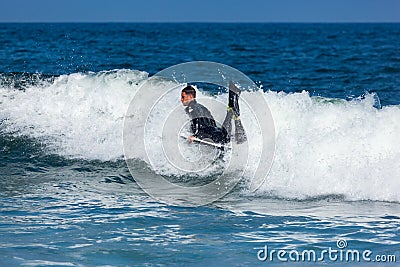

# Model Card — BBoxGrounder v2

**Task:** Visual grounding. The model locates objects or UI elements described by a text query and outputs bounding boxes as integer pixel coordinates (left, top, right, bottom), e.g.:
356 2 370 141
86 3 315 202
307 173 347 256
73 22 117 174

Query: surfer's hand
188 135 195 143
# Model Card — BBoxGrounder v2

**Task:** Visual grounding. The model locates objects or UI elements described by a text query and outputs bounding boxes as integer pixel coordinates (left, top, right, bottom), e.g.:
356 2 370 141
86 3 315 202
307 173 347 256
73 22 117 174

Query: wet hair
182 85 196 98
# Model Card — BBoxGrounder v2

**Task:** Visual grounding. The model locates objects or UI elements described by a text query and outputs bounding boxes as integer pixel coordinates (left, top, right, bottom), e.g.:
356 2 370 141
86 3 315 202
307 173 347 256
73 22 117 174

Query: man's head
181 85 196 106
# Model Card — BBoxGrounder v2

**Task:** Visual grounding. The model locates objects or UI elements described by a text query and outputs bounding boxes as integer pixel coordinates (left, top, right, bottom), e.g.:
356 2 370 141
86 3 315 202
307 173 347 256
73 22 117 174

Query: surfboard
179 134 231 150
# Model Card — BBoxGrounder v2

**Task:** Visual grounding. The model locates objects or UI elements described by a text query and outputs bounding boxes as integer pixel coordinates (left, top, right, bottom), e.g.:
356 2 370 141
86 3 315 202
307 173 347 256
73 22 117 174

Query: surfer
181 81 247 146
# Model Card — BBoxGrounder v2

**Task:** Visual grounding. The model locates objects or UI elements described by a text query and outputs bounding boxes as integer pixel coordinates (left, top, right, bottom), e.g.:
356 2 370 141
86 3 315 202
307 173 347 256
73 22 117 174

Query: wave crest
1 70 399 202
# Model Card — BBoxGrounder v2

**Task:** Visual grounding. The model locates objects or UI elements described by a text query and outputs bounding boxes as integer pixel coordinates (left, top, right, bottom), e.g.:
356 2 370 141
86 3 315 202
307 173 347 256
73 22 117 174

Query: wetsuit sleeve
192 106 217 139
191 117 200 138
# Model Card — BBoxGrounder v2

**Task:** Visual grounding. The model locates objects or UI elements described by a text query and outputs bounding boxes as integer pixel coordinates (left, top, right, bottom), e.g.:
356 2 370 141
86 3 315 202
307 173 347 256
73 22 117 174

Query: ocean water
1 23 399 266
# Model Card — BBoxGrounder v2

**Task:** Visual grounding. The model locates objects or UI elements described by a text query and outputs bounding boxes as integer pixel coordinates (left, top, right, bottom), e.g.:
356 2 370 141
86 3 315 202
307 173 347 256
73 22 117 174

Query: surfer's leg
209 126 230 145
228 81 247 144
222 81 239 137
222 108 233 136
220 126 230 144
228 81 240 118
234 119 247 144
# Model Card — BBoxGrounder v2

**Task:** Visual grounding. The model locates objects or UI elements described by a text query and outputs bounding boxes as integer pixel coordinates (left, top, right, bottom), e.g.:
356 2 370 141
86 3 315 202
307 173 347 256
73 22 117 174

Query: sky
0 0 399 23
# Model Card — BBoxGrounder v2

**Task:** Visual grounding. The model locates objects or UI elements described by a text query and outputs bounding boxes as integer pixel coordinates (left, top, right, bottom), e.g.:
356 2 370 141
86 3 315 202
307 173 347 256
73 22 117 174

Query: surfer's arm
191 118 201 138
187 120 199 143
188 104 216 141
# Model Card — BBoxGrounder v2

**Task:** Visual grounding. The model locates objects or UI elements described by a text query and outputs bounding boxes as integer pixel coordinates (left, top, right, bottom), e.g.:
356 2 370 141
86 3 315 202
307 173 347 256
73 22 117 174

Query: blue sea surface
1 23 399 266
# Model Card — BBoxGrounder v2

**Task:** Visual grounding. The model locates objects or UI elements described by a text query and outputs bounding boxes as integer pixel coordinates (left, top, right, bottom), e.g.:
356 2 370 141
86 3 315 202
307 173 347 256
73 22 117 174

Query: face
181 92 194 106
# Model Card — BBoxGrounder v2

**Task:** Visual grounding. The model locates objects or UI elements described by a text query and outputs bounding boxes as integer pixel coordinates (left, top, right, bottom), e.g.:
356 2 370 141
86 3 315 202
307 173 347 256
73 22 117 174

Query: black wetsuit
185 99 230 144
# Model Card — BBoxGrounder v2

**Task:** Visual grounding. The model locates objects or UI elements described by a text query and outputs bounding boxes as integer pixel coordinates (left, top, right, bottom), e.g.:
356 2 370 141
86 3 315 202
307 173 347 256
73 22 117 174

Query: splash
1 70 399 202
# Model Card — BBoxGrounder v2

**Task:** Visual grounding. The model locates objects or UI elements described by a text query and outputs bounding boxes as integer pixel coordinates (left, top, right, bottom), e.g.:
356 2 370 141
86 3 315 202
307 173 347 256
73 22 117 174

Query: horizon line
1 21 399 24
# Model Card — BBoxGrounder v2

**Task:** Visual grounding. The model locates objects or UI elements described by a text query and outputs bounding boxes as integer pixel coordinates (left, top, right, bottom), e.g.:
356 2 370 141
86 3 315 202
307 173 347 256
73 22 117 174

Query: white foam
1 69 148 160
1 70 399 202
258 90 400 202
